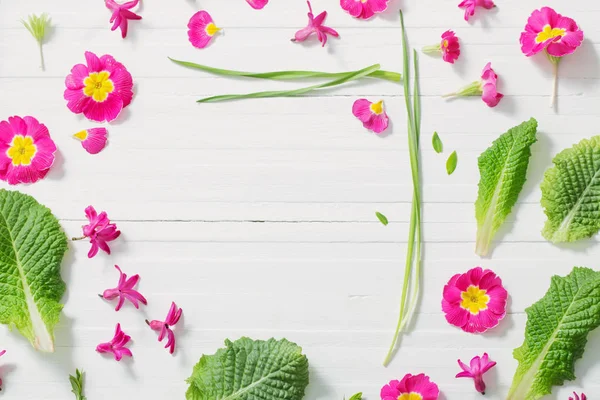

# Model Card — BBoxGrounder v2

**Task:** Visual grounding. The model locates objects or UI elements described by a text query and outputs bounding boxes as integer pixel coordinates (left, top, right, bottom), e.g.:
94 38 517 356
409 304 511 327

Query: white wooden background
0 0 599 399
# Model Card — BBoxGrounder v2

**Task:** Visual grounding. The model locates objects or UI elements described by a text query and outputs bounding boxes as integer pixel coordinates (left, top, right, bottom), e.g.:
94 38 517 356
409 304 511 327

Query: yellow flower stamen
205 23 221 37
83 71 115 102
398 393 423 400
535 25 566 44
7 135 37 166
460 285 490 315
370 100 384 115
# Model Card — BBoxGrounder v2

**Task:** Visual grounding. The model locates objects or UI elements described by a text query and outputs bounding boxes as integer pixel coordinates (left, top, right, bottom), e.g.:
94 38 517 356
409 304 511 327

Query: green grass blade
169 57 401 82
197 64 381 103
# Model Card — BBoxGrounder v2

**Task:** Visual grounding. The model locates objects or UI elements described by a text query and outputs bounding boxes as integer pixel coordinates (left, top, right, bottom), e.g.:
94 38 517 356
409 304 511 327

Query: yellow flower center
73 130 88 141
7 135 37 166
205 23 221 36
370 100 384 115
460 285 490 315
398 393 423 400
442 39 449 48
535 25 566 44
83 71 115 102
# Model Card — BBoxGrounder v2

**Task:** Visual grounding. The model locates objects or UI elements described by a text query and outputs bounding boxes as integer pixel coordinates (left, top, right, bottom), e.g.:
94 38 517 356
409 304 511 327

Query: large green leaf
0 189 67 352
475 118 538 256
541 136 600 243
507 267 600 400
186 337 309 400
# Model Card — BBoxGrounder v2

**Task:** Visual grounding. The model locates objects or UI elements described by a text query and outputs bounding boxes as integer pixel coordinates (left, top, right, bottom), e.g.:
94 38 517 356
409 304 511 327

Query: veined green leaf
446 151 458 175
475 118 538 256
169 58 401 82
0 190 67 352
69 369 86 400
375 212 389 226
508 267 600 400
432 131 443 153
197 64 381 103
541 136 600 243
348 393 362 400
186 337 309 400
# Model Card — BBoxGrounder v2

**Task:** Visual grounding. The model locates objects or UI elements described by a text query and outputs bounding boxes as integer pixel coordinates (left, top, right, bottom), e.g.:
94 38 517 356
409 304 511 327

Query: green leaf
432 131 443 153
541 136 600 243
69 369 86 400
446 151 458 175
507 267 600 400
474 118 538 256
186 337 309 400
21 13 50 44
348 393 363 400
375 212 389 226
0 189 67 352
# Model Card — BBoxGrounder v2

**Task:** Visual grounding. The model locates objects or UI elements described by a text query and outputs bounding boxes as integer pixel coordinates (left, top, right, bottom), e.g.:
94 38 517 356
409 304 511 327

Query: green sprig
21 13 51 71
69 369 86 400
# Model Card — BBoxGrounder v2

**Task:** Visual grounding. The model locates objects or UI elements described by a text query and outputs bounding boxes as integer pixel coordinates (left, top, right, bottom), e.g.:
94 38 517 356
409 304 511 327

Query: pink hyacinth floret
458 0 495 22
188 11 221 49
481 62 503 107
105 0 142 39
352 99 389 134
246 0 268 9
340 0 389 20
78 205 121 258
102 265 147 311
73 128 108 155
570 393 587 400
293 1 339 47
64 51 134 123
442 267 507 333
520 7 583 58
147 302 183 354
381 373 440 400
96 323 133 361
456 353 496 394
0 116 56 185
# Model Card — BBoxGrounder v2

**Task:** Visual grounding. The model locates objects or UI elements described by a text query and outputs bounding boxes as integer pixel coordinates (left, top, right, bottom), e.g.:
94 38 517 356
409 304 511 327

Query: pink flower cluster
292 1 339 47
105 0 142 39
459 0 495 22
341 0 389 20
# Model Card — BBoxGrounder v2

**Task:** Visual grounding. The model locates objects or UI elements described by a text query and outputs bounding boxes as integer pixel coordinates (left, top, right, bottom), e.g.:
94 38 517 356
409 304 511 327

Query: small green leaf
446 151 458 175
69 369 86 400
432 131 443 153
348 393 363 400
375 212 389 226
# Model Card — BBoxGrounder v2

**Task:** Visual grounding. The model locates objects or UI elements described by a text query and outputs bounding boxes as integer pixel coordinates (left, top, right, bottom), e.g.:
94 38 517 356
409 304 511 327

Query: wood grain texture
0 0 598 399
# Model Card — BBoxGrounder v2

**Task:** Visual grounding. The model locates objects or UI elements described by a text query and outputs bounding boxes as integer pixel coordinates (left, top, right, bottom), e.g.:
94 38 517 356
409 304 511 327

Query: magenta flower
101 265 147 311
381 374 439 400
188 11 221 49
570 393 587 400
0 116 56 185
520 7 584 108
423 30 461 64
443 62 503 108
292 1 339 47
456 353 496 394
147 302 182 354
96 323 132 361
64 52 134 123
73 206 121 258
105 0 142 39
352 99 389 134
458 0 495 22
246 0 268 9
442 267 507 333
340 0 389 20
73 128 108 155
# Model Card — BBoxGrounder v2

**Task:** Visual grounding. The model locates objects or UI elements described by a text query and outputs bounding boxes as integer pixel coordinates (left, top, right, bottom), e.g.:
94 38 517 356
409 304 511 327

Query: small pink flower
292 1 339 47
74 206 121 258
423 30 460 64
188 11 221 49
340 0 389 20
443 62 503 108
352 99 389 134
570 393 587 400
456 353 496 394
246 0 268 9
520 7 583 58
381 374 440 400
96 323 132 361
458 0 495 22
73 128 108 155
64 51 134 123
101 265 147 311
105 0 142 39
442 267 507 333
0 116 56 185
147 302 182 354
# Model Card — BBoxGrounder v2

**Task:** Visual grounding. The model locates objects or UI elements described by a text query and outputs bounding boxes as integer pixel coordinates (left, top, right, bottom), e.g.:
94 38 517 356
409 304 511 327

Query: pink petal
340 0 364 18
444 305 469 328
246 0 268 9
365 113 389 134
82 94 124 123
79 128 108 155
188 11 217 49
352 99 373 123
